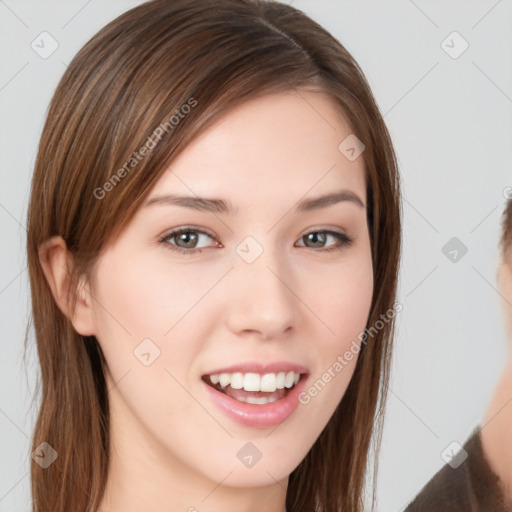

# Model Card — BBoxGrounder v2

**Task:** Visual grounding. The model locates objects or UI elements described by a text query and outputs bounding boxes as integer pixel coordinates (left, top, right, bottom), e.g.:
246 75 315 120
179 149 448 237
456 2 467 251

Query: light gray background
1 1 511 510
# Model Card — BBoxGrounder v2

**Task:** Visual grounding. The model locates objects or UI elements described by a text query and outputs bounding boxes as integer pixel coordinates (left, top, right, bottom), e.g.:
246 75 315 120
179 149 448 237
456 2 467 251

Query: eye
159 227 219 255
296 230 354 252
158 227 354 255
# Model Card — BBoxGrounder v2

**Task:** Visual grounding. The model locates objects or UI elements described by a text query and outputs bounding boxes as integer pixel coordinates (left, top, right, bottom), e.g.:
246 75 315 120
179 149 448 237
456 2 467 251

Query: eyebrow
143 189 365 214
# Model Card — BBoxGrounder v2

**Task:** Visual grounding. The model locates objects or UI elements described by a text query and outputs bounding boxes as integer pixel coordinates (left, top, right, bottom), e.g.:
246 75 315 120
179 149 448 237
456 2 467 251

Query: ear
38 235 96 336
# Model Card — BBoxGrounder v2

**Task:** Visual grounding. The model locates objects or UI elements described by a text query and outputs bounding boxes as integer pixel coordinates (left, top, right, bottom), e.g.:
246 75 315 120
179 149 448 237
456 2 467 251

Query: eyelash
158 227 354 255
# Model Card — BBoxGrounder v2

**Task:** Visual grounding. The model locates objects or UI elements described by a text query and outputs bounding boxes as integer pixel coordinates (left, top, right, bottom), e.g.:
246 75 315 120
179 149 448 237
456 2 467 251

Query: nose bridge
227 234 297 338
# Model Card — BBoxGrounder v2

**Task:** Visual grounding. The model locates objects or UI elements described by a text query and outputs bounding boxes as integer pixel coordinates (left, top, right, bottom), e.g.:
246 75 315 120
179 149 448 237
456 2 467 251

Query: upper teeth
209 371 300 392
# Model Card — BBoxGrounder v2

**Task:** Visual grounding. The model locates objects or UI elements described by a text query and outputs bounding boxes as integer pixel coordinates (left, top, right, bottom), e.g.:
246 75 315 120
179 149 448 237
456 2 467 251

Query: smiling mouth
201 371 304 405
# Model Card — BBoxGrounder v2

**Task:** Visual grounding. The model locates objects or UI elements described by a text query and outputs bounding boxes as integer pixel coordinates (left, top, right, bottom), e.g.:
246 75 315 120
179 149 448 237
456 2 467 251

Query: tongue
225 385 288 402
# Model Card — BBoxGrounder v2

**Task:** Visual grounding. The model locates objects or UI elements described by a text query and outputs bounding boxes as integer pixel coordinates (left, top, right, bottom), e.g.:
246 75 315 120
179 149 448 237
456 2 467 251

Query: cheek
89 253 204 420
89 249 221 389
308 249 374 351
301 244 373 404
297 250 373 424
91 249 206 341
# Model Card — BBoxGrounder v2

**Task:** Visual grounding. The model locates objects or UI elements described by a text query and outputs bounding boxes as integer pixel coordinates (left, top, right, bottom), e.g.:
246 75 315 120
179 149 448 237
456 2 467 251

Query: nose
225 244 299 341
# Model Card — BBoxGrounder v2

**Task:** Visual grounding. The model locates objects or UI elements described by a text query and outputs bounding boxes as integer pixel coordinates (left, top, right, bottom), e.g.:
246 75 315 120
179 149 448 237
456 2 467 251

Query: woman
26 0 401 510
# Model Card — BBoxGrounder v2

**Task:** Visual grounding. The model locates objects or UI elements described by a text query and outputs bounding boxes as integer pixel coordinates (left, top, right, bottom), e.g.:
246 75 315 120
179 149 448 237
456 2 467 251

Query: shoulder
404 427 509 512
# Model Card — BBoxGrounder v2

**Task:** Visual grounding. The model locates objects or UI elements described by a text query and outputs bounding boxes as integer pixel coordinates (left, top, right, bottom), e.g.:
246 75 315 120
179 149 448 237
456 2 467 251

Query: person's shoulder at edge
404 426 511 512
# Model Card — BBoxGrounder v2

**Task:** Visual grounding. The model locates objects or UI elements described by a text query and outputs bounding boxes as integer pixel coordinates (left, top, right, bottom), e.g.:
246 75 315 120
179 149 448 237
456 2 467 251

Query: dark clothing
404 428 511 512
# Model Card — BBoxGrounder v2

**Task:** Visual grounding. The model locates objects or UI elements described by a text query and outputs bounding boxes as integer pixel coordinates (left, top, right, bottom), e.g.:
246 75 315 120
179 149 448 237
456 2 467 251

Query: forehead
151 90 366 204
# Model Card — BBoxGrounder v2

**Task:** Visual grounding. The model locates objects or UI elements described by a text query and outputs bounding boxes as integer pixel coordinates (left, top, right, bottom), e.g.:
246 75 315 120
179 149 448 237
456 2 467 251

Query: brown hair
26 0 401 510
500 198 512 263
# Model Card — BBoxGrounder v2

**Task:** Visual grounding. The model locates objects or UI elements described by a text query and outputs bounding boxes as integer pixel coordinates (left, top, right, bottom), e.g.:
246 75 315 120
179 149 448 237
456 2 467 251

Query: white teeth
284 371 295 389
219 373 230 387
260 373 277 392
235 395 279 404
207 371 302 392
243 373 260 392
276 372 286 389
230 372 244 389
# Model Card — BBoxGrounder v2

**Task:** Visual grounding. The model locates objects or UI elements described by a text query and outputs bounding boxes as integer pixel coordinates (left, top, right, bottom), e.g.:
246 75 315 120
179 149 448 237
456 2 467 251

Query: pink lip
201 373 308 429
203 361 309 376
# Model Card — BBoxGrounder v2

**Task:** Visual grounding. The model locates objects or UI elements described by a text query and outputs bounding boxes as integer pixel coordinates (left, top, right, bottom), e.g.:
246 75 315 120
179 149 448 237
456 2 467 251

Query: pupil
307 232 325 248
179 232 197 248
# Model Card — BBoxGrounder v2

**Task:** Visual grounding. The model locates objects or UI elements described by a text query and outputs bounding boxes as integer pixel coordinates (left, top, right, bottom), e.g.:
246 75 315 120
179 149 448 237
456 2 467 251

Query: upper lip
203 361 309 376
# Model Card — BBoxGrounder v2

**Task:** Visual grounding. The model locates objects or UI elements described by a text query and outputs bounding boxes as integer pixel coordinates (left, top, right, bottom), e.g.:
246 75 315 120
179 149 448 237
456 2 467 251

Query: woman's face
86 89 373 492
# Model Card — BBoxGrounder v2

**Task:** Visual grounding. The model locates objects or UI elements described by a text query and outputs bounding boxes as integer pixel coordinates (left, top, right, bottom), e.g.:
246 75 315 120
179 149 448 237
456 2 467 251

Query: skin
480 259 512 506
40 90 374 512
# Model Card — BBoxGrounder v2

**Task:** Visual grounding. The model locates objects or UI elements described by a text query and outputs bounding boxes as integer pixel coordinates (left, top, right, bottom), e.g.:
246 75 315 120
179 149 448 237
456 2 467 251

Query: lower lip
201 376 307 428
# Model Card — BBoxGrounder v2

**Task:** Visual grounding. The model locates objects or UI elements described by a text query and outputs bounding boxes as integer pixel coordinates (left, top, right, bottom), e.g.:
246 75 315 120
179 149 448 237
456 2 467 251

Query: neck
480 360 512 506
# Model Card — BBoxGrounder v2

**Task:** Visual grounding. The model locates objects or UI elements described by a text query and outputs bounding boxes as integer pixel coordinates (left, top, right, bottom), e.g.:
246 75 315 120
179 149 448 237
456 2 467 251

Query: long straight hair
26 1 401 510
